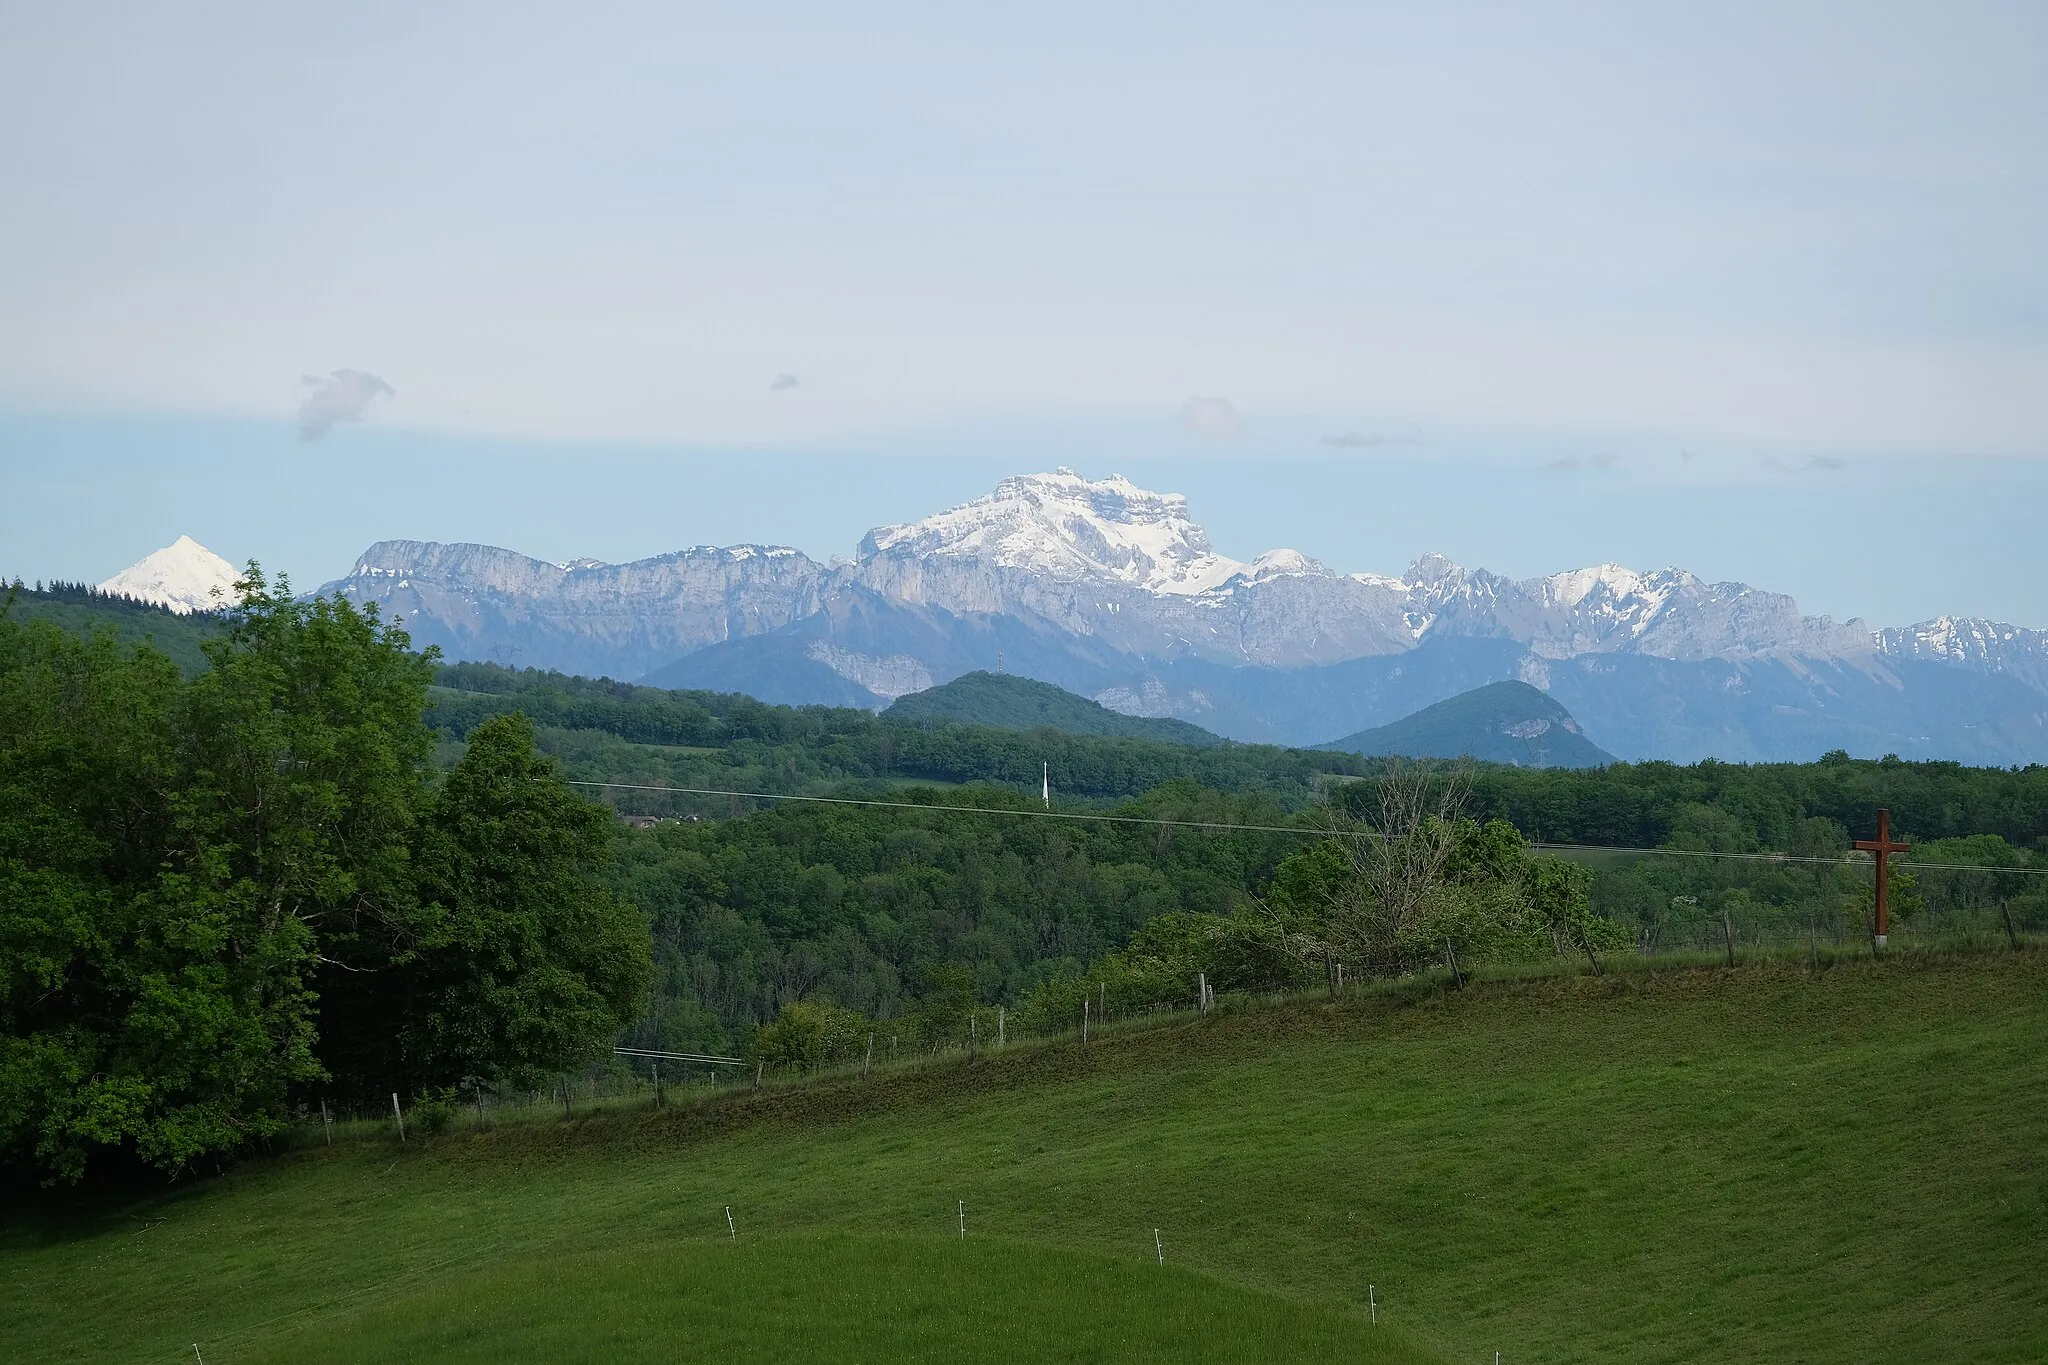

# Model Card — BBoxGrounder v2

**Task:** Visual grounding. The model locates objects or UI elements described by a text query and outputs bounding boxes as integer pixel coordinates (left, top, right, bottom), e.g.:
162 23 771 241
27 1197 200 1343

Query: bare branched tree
1312 760 1473 970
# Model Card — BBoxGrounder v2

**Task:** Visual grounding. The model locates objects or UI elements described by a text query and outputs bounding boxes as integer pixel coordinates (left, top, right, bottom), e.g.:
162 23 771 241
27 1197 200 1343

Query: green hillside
5 586 220 676
5 951 2042 1364
887 670 1225 747
1319 680 1616 768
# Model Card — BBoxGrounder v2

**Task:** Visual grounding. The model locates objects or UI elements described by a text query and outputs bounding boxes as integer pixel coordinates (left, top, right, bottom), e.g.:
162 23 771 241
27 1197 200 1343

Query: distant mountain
99 536 238 615
886 672 1225 747
316 469 2048 764
1316 681 1615 768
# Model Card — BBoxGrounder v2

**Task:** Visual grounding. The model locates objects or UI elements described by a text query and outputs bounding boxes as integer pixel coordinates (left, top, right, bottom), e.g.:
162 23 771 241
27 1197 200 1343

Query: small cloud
1321 430 1419 450
770 373 800 392
1546 453 1618 472
1179 395 1244 440
297 369 394 441
1762 454 1847 474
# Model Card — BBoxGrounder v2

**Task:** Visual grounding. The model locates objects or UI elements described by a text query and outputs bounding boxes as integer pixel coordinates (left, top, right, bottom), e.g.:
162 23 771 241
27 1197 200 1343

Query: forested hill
1319 680 1615 769
17 598 2048 850
885 671 1224 747
416 661 2048 856
427 660 1362 808
3 580 221 675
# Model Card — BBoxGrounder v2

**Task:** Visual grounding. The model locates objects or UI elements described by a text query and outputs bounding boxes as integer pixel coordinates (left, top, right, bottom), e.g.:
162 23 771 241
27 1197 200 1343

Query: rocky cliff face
328 539 826 681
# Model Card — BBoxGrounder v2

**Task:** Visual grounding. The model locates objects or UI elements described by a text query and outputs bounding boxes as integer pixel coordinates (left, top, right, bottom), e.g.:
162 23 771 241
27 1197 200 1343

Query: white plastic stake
725 1206 736 1240
958 1200 965 1238
997 1006 1005 1046
1154 1228 1163 1265
1369 1283 1377 1324
391 1092 405 1143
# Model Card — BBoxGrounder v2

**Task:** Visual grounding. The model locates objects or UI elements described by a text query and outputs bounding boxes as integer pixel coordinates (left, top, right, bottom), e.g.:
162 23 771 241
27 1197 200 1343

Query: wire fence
285 925 2034 1155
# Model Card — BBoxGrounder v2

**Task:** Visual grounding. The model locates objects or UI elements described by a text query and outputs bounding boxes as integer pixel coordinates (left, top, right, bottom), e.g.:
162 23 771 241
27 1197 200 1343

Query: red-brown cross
1853 808 1912 948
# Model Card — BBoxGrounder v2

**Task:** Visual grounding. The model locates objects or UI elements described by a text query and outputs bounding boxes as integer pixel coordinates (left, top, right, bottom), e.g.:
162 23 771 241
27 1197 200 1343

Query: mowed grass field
4 950 2044 1364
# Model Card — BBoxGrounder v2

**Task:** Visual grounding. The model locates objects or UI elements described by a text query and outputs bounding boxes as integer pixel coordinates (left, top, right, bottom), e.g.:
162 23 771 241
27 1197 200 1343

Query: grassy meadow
4 949 2044 1364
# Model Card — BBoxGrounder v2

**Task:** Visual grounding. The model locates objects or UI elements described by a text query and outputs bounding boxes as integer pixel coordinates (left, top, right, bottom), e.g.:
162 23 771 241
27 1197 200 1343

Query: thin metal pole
391 1092 405 1143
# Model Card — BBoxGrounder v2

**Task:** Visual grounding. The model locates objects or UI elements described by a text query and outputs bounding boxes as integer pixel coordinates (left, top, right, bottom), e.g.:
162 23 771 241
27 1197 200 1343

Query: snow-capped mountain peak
1235 548 1331 584
1531 563 1651 609
860 469 1246 595
98 535 240 614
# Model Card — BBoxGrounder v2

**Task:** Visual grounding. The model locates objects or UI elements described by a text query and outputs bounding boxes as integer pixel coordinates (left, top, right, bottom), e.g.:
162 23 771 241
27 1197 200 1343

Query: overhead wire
559 778 2048 877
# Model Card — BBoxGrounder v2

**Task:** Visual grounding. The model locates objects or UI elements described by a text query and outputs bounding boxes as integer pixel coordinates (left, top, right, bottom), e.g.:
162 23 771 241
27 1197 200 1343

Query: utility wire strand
559 779 2048 877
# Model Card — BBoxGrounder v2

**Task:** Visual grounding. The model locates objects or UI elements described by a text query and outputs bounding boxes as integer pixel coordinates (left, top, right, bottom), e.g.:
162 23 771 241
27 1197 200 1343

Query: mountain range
111 469 2048 763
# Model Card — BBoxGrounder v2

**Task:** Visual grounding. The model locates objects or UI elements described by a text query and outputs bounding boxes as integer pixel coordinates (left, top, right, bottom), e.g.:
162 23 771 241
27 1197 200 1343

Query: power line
561 778 2048 877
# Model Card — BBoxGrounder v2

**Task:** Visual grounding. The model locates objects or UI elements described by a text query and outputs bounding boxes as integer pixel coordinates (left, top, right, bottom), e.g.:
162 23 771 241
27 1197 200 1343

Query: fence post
754 1060 764 1091
321 1099 332 1146
1082 999 1090 1043
997 1007 1005 1047
864 1034 874 1077
391 1092 405 1144
1722 905 1736 967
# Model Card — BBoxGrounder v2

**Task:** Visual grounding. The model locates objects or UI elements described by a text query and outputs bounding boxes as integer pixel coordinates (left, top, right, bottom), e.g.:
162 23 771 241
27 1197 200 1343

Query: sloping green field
5 951 2044 1364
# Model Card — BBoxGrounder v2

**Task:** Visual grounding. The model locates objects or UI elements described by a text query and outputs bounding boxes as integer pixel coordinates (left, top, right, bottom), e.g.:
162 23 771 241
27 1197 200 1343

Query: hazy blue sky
3 2 2043 624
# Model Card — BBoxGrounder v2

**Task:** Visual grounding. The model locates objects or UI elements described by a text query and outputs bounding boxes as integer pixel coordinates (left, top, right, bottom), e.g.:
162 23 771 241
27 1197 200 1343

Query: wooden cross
1853 808 1911 948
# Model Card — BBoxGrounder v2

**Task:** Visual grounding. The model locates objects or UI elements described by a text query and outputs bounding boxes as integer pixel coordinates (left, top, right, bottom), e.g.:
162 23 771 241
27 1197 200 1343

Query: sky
2 1 2044 626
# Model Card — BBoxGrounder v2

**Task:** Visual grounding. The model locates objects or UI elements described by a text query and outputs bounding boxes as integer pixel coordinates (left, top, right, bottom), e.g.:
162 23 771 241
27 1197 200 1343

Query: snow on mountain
98 536 239 614
312 468 2048 761
1879 617 2048 692
861 469 1245 595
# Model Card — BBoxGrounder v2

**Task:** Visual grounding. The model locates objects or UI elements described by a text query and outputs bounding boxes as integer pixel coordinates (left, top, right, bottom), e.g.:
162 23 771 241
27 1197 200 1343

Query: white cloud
297 369 394 441
770 373 800 392
1179 396 1244 440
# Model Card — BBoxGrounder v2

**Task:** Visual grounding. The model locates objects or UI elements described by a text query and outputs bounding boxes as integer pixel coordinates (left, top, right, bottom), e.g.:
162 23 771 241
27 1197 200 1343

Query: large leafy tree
1 576 649 1183
322 712 650 1099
